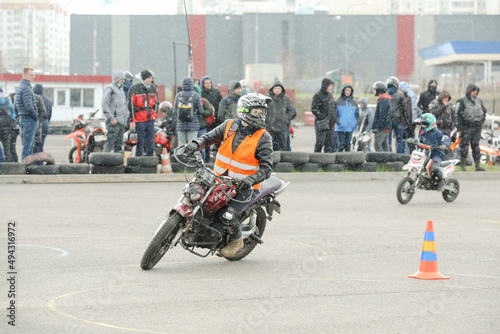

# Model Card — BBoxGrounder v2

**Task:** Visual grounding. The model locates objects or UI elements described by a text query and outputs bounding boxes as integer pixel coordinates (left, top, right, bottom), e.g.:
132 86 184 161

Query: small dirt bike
140 147 289 270
396 138 460 204
65 109 106 163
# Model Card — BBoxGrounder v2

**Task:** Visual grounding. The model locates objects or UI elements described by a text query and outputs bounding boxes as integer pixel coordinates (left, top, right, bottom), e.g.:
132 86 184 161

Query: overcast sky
56 0 176 15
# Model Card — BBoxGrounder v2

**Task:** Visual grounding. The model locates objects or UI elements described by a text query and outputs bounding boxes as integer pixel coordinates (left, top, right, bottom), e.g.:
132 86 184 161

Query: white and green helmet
237 93 272 129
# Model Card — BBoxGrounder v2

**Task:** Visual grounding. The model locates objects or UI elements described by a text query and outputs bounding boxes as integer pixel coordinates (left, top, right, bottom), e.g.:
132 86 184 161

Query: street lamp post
173 41 188 94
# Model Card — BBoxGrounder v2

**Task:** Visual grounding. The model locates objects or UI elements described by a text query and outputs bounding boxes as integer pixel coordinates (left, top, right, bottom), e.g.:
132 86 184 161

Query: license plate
94 135 106 142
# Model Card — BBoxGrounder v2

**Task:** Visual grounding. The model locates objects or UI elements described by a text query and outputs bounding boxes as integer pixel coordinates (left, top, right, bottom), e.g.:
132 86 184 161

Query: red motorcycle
65 109 107 163
140 147 288 269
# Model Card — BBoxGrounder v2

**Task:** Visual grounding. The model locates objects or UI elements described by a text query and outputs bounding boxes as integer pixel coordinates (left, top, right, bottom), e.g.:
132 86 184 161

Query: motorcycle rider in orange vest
184 93 274 258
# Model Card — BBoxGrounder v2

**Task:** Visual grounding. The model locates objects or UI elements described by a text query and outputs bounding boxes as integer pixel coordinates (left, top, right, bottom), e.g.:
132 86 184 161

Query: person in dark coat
335 82 358 152
32 94 47 154
200 76 223 130
418 79 440 114
8 93 19 162
173 77 203 154
386 77 407 154
455 84 487 171
217 80 242 124
33 84 52 153
372 81 392 152
265 81 296 151
429 90 455 137
0 88 16 162
311 78 337 153
15 66 39 160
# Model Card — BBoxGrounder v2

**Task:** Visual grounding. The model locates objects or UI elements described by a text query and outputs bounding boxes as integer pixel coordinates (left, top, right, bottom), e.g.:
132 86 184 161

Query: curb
1 171 498 184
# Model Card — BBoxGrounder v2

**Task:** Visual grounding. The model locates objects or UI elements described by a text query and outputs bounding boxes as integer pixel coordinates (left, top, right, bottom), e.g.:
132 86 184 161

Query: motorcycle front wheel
140 212 183 270
225 207 267 262
442 178 459 202
396 177 415 204
68 146 84 163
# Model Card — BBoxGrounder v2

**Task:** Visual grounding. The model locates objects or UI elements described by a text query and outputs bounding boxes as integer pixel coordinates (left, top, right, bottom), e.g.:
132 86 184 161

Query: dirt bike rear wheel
224 207 267 262
140 212 183 270
396 177 415 204
442 178 459 202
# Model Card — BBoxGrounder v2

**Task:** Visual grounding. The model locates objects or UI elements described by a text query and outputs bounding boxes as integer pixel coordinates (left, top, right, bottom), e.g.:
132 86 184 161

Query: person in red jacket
128 70 159 156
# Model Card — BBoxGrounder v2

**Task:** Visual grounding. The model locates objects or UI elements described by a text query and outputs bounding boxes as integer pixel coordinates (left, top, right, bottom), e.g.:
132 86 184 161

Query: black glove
236 176 254 191
184 142 199 157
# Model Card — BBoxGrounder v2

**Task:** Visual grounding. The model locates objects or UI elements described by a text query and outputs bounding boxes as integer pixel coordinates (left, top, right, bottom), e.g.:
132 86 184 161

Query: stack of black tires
272 151 411 173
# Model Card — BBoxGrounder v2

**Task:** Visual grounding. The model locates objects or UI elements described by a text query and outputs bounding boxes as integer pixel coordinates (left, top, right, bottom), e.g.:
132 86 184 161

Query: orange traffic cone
408 220 449 280
160 148 172 173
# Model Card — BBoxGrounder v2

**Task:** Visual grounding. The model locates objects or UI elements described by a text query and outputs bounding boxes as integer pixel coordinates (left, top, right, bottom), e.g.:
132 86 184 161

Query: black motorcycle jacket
194 118 273 184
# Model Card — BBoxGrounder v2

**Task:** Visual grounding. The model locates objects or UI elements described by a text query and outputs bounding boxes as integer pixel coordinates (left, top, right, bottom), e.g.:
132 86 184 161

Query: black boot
474 160 485 171
460 158 466 172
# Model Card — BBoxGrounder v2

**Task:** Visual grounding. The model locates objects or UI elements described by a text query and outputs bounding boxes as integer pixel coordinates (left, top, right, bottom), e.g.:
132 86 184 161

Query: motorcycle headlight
187 183 205 202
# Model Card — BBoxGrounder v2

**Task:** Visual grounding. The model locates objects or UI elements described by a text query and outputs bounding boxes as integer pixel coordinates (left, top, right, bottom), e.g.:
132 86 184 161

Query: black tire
127 156 159 168
346 163 363 171
0 163 27 175
396 177 415 204
442 178 460 202
384 161 404 171
280 151 310 165
396 153 411 163
323 163 347 172
68 146 86 163
365 152 397 163
88 152 123 166
336 152 365 164
278 151 293 162
140 212 183 270
295 163 319 172
363 162 377 172
26 165 60 175
90 165 124 174
225 207 267 262
125 166 157 174
272 151 281 164
59 163 91 174
309 153 337 164
170 162 196 173
273 162 294 172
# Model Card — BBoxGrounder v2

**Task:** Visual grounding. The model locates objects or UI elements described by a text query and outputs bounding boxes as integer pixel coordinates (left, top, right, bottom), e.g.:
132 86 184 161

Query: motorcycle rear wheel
225 207 267 262
140 212 183 270
442 178 459 202
396 177 415 204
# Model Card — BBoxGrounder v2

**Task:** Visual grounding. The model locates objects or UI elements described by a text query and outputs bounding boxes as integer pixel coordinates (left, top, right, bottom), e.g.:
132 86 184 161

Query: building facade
0 0 70 74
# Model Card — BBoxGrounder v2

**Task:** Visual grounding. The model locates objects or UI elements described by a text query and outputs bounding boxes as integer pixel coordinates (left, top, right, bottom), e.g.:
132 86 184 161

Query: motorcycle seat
249 176 283 206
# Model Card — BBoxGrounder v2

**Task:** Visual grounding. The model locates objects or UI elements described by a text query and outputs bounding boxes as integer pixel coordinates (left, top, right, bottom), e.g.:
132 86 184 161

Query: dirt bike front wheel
140 212 183 270
396 177 415 204
68 146 85 163
224 207 267 262
442 178 459 202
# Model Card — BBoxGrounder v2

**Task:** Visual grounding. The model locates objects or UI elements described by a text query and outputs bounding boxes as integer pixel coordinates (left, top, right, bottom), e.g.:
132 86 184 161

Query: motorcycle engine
182 219 224 249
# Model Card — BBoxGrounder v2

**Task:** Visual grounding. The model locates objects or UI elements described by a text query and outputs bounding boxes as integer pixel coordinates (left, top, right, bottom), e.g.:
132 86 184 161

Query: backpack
177 91 194 122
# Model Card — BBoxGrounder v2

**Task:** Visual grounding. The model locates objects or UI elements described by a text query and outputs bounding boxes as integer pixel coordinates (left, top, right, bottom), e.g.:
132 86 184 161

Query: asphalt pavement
1 178 499 333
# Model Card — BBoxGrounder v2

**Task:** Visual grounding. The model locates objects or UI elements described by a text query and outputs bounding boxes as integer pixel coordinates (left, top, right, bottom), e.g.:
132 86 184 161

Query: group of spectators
100 71 297 162
1 67 488 173
0 66 52 163
310 76 488 171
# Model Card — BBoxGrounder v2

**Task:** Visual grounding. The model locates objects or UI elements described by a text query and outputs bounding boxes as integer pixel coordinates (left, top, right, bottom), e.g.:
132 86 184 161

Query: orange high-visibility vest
214 120 266 190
